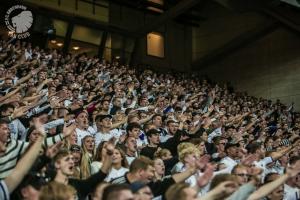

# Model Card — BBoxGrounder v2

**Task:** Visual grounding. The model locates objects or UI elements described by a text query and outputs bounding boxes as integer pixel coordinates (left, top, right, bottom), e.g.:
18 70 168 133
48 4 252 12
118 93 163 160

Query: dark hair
145 129 160 139
151 114 162 121
0 104 14 116
289 156 300 165
102 184 131 200
126 122 141 133
246 142 262 154
166 120 177 126
0 119 9 126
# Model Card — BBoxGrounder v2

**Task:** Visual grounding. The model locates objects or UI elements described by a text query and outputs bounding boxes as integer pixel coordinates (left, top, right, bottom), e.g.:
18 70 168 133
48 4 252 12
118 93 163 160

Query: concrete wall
192 4 269 62
196 27 300 110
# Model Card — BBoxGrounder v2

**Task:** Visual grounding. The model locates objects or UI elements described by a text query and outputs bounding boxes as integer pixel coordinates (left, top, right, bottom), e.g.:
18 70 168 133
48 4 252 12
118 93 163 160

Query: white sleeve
44 119 64 130
257 157 273 167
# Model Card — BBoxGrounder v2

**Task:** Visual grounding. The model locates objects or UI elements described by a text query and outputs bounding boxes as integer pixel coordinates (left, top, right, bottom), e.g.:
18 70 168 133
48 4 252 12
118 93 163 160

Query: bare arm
247 174 288 200
172 167 195 183
110 117 128 130
0 84 24 103
138 113 154 125
4 124 46 193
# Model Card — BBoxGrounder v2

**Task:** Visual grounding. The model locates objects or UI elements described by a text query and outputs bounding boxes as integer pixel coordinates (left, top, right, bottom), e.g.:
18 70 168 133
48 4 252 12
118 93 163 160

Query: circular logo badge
5 5 33 39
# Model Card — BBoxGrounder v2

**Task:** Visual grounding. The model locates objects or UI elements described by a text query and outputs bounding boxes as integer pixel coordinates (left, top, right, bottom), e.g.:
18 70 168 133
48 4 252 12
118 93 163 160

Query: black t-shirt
140 145 158 159
69 170 107 200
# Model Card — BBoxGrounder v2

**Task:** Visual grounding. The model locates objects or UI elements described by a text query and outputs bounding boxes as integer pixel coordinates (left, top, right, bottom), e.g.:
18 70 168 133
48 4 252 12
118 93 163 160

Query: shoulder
0 180 9 200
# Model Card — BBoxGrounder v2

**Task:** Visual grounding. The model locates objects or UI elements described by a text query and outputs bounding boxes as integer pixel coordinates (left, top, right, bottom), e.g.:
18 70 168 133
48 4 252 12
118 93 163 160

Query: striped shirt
0 134 63 179
0 180 9 200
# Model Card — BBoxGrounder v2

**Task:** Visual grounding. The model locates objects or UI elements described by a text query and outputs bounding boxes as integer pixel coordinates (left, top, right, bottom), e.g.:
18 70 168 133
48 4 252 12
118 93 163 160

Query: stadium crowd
0 39 300 200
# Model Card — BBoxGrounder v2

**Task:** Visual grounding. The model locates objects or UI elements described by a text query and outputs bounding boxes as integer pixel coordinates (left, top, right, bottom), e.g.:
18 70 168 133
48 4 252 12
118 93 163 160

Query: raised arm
4 120 46 193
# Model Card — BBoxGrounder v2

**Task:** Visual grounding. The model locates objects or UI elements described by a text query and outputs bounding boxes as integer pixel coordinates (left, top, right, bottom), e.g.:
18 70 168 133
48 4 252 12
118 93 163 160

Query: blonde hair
178 143 200 162
80 136 95 179
177 142 194 153
39 181 76 200
154 148 171 159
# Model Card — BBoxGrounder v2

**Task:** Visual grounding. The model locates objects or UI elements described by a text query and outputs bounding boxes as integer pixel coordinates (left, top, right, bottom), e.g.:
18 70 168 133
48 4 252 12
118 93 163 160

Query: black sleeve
163 157 179 175
140 146 156 160
30 154 52 172
148 177 176 197
160 138 180 157
69 170 107 199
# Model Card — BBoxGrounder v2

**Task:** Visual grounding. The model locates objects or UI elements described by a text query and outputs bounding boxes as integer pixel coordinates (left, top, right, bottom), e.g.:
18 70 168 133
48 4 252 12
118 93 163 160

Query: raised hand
12 106 30 119
241 154 257 166
106 137 116 156
195 154 211 170
33 118 46 136
63 123 77 138
46 141 63 158
197 163 215 188
49 96 61 109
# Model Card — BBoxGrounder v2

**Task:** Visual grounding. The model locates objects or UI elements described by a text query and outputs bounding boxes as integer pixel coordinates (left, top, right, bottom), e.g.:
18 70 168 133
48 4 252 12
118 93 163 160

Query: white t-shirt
254 157 273 181
75 127 96 145
105 167 129 182
94 129 122 147
91 161 103 174
284 184 300 200
126 154 137 165
220 156 238 172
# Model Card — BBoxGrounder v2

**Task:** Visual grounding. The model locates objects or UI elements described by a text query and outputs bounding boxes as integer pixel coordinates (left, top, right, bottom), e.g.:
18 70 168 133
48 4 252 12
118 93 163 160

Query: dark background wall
196 27 300 110
109 3 193 72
